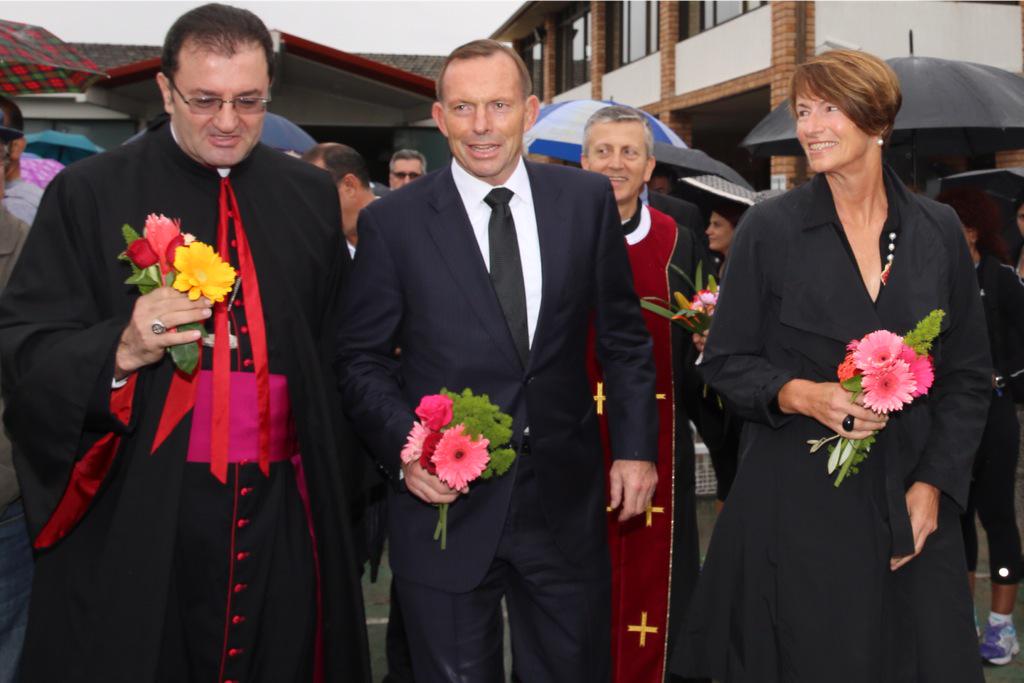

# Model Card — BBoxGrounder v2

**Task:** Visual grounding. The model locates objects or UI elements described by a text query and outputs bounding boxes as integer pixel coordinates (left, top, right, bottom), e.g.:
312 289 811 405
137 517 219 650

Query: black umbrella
939 166 1024 255
940 167 1024 204
653 141 752 190
742 56 1024 158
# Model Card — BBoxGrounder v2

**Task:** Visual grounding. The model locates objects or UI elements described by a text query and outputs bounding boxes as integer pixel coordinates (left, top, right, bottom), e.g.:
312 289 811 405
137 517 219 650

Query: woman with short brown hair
671 49 989 682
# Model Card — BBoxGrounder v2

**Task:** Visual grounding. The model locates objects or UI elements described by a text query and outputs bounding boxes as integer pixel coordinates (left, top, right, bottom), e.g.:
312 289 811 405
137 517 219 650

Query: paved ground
362 499 1024 681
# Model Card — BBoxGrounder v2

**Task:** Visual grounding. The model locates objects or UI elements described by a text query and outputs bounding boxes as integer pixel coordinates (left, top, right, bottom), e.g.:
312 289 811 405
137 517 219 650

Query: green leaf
125 264 160 288
903 309 945 355
840 375 863 393
168 340 199 374
122 223 141 246
640 299 677 319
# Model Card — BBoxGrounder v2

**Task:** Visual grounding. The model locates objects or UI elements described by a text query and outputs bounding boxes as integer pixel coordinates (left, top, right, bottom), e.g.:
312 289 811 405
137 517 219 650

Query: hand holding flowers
117 214 236 375
400 389 515 550
804 310 944 487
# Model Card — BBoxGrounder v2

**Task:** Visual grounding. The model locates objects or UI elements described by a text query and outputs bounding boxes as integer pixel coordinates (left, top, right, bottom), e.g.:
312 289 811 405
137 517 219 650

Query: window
607 1 660 72
557 3 591 92
518 32 544 98
702 1 765 31
679 1 765 39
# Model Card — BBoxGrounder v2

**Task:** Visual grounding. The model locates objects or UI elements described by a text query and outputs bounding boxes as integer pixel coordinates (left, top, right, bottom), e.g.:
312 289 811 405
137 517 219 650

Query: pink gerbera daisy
852 330 904 372
861 359 917 413
431 424 490 490
900 345 935 397
400 421 431 465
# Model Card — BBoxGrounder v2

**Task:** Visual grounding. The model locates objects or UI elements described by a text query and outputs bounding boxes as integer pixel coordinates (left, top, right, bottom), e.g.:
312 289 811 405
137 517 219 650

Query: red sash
588 206 678 682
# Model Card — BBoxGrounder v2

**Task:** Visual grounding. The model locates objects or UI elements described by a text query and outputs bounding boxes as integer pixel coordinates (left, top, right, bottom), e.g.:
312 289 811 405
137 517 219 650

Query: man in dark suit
336 39 658 682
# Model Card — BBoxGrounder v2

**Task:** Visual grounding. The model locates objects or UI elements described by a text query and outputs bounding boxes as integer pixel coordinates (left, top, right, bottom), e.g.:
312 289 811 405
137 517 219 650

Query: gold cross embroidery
656 393 666 400
645 503 665 527
627 611 659 647
594 381 606 415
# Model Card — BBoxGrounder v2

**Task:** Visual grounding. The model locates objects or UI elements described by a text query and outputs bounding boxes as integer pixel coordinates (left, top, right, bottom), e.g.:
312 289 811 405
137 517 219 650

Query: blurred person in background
388 148 426 190
938 186 1024 665
0 97 42 226
0 121 30 683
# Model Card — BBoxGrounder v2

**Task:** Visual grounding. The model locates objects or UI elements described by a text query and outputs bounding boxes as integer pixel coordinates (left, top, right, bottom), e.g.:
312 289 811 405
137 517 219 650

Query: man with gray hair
581 103 707 683
388 148 427 189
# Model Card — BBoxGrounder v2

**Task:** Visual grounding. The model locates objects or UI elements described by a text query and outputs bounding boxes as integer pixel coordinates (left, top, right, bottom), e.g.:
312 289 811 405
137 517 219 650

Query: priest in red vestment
582 105 707 683
0 5 369 682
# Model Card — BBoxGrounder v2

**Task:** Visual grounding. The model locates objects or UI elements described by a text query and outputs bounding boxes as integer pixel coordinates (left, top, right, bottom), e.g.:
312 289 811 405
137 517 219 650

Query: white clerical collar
450 156 533 210
624 203 651 245
169 119 231 177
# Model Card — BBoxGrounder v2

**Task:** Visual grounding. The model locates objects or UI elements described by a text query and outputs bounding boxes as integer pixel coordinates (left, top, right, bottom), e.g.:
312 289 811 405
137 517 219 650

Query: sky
0 1 520 54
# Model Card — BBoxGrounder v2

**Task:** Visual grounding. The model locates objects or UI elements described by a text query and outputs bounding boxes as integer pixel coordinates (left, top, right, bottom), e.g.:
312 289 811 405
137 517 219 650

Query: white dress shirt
449 158 543 346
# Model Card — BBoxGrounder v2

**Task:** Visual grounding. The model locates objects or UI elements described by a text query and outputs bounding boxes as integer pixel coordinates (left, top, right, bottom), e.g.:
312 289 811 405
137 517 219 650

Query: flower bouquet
118 214 237 373
400 389 515 549
640 262 718 335
807 309 944 487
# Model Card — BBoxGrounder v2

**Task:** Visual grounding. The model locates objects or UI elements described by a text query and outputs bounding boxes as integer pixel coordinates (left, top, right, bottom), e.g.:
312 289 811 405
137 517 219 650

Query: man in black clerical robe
0 5 369 682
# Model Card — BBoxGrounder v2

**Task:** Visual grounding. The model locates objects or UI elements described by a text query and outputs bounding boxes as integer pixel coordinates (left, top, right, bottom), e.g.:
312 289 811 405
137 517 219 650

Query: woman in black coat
938 186 1024 665
693 199 748 509
671 49 991 682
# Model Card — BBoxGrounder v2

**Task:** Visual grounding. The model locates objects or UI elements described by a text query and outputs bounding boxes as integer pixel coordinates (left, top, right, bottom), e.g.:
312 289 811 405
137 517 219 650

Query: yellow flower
172 241 237 302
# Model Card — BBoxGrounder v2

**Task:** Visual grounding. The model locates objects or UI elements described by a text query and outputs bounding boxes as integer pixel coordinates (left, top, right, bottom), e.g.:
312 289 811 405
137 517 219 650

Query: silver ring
842 414 855 432
151 319 167 335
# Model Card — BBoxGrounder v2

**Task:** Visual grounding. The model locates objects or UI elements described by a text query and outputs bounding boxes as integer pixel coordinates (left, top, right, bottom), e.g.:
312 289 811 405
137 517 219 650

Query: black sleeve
698 207 795 427
908 214 993 506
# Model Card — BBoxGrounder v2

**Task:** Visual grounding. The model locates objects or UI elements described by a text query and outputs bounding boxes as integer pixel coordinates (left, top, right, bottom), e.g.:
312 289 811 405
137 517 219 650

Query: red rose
126 238 159 268
415 394 453 431
419 431 442 475
165 233 185 267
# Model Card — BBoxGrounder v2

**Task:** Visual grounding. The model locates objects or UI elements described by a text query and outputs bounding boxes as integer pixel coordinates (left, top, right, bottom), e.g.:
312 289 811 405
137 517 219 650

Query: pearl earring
877 137 884 146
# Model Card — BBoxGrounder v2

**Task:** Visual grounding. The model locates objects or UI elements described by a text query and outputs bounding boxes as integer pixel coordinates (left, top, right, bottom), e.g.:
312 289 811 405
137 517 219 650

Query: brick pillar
590 1 606 100
543 15 558 103
997 150 1024 168
769 1 813 189
659 111 692 147
659 1 679 100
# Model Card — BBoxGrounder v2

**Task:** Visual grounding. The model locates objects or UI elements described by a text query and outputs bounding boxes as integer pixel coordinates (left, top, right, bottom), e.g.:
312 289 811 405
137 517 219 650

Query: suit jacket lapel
526 162 569 369
426 168 523 371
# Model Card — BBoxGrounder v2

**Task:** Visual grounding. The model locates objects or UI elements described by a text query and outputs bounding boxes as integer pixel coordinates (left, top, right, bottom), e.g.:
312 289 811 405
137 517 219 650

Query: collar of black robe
154 117 259 181
800 166 903 286
621 197 643 235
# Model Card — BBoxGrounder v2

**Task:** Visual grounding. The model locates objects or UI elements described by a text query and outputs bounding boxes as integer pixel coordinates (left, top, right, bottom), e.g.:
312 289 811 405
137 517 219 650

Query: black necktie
484 187 529 367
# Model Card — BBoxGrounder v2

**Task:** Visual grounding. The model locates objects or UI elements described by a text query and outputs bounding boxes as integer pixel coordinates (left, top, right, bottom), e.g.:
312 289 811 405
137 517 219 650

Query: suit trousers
396 456 611 683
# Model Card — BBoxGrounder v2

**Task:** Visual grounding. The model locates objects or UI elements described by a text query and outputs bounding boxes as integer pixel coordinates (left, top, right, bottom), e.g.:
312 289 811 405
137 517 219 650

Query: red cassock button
237 518 250 529
230 239 237 248
242 358 253 368
235 300 244 307
228 647 244 657
239 459 251 466
224 680 238 683
240 325 249 334
240 487 253 496
233 583 248 593
231 615 246 625
237 551 250 561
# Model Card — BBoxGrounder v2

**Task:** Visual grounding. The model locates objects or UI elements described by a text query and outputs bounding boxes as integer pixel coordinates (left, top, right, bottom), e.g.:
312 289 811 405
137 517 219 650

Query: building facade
493 1 1024 189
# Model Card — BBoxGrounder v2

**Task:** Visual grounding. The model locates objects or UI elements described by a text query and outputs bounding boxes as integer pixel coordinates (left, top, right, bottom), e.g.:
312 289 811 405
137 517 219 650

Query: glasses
170 79 270 115
390 171 421 180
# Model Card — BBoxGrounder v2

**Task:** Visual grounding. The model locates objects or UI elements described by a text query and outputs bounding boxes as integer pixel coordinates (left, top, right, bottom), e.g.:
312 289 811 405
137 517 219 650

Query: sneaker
980 621 1020 665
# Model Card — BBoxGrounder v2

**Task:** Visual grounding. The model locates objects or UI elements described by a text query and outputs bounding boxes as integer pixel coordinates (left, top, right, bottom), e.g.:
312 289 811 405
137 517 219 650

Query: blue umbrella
525 99 687 163
26 130 103 164
259 112 316 154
